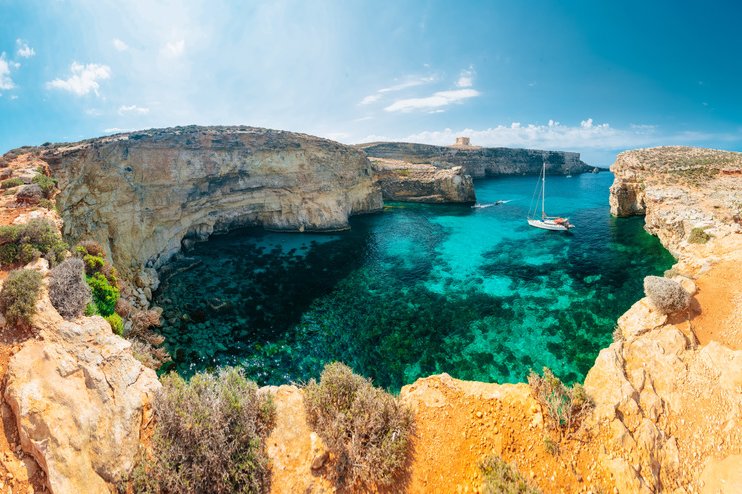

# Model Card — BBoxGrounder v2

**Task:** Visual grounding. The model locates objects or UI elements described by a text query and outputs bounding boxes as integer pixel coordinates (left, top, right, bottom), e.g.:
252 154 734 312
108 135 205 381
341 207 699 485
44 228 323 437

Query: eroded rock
4 286 160 494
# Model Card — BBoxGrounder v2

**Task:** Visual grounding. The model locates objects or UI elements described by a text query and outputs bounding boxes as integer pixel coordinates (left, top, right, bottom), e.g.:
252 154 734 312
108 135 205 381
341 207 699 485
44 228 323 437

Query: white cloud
85 108 103 116
377 77 435 93
113 38 129 52
103 127 131 133
46 62 111 96
118 104 150 115
16 39 35 58
162 39 185 57
360 94 381 105
358 75 435 105
385 88 480 112
456 67 474 88
0 54 15 91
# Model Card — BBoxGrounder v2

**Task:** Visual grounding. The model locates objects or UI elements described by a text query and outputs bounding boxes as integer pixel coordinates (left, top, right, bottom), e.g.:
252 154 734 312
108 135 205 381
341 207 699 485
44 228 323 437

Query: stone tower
455 137 471 146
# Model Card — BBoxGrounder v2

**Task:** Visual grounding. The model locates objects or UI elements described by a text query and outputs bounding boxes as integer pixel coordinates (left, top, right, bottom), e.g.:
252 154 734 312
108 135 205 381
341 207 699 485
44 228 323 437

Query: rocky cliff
358 141 593 177
370 157 476 203
40 126 383 281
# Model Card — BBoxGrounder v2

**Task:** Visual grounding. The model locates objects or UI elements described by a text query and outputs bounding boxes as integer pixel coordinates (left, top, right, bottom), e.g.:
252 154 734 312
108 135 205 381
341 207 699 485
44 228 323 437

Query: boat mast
541 162 546 219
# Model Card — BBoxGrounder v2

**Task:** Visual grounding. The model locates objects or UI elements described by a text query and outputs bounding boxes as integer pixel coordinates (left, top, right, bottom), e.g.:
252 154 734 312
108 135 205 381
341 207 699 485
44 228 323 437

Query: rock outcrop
3 259 160 494
40 126 383 279
588 146 742 493
370 157 476 203
358 141 593 177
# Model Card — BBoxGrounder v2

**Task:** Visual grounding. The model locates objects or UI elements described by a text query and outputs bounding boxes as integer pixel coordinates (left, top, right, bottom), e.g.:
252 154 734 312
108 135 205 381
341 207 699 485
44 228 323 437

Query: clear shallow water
154 172 674 390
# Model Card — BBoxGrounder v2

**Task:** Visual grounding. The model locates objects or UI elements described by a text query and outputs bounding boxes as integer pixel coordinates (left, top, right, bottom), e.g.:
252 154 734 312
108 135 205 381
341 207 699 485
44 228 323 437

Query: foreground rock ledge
4 261 160 494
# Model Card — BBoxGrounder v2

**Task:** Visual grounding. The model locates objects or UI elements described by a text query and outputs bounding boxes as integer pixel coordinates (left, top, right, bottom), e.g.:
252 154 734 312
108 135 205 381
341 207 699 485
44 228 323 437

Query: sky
1 0 741 165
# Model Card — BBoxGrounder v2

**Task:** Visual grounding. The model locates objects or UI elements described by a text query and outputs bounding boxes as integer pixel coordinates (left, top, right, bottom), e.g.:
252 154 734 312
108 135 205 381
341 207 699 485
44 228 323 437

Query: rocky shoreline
0 140 739 493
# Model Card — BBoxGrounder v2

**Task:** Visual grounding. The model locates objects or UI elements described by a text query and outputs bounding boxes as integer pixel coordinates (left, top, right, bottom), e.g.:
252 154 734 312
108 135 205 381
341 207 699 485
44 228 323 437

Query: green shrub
479 455 541 494
0 177 24 189
527 367 593 441
688 227 712 244
77 240 105 257
0 269 43 328
38 198 56 210
49 258 91 319
86 272 119 316
0 219 67 267
134 367 276 494
303 362 414 489
31 173 57 198
83 254 105 274
105 313 124 336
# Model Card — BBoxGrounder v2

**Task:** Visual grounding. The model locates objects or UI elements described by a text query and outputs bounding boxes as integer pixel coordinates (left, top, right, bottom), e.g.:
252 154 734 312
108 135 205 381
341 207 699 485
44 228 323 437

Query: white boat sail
527 162 574 231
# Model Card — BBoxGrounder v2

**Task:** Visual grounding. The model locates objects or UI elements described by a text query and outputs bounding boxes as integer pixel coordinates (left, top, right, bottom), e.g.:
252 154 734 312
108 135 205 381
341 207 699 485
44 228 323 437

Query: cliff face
370 157 476 203
587 146 742 493
358 141 593 177
41 126 383 279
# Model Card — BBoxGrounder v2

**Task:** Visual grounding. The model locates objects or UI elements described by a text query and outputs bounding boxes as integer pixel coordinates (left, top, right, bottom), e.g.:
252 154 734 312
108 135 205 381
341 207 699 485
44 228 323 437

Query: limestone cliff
40 126 383 280
358 141 593 177
370 157 476 203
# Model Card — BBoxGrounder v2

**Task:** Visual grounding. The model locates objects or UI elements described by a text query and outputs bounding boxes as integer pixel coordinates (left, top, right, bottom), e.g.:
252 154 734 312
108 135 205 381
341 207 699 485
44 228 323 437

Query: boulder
4 306 160 494
15 184 44 205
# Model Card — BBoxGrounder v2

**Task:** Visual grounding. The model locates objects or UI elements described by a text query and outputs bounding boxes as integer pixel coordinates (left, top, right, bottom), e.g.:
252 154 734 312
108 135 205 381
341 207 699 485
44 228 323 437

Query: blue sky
1 0 740 165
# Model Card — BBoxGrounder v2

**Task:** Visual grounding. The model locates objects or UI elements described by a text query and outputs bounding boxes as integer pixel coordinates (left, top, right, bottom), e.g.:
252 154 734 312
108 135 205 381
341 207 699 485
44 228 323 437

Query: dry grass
133 367 276 494
527 367 593 441
479 455 542 494
48 258 91 319
303 362 415 489
643 275 690 314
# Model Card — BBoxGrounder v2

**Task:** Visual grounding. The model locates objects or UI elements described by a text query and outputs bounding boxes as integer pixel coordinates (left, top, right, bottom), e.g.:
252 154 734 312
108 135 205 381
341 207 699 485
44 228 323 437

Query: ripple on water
154 172 674 391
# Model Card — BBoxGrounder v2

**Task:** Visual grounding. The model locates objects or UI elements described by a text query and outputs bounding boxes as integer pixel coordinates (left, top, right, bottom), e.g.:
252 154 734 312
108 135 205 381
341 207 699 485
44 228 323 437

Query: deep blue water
154 172 674 390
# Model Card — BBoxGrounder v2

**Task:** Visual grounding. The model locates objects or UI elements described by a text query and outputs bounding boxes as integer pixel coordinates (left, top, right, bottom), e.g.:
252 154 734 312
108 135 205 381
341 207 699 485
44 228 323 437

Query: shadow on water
154 173 675 391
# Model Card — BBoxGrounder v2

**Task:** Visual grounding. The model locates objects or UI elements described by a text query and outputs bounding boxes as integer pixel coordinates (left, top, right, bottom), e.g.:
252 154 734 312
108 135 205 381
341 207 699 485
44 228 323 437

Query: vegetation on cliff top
0 269 43 329
0 219 67 267
479 455 542 494
131 367 275 494
527 367 593 442
303 362 414 489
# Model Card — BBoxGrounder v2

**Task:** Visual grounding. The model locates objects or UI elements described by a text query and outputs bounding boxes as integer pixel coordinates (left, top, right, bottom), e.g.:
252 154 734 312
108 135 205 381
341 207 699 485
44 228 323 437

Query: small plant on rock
527 367 593 441
134 367 276 494
0 269 43 329
49 258 91 319
479 455 541 494
31 173 57 198
303 362 414 489
688 227 712 244
643 275 690 314
0 177 24 189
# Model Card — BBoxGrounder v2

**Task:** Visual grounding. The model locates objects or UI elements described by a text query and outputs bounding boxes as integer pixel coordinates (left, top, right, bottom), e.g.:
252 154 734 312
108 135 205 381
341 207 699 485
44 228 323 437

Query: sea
153 172 674 391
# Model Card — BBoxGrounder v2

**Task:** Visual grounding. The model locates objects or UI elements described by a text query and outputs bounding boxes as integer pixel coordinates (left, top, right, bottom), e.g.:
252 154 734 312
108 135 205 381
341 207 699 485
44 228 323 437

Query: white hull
527 218 573 231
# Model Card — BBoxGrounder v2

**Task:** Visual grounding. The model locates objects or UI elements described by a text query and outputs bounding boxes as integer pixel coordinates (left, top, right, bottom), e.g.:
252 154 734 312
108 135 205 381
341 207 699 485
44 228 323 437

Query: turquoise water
154 172 675 390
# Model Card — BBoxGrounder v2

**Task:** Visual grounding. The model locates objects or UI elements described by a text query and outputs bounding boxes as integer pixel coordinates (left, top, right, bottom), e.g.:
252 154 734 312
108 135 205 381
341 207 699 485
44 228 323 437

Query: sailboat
527 162 574 231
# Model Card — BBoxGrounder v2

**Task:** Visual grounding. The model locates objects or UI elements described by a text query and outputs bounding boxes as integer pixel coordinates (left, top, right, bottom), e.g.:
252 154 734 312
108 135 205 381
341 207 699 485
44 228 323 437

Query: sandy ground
691 260 742 350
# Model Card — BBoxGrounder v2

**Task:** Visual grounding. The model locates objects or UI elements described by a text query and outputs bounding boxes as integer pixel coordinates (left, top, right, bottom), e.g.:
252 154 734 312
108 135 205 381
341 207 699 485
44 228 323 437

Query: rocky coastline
0 138 739 493
358 141 595 177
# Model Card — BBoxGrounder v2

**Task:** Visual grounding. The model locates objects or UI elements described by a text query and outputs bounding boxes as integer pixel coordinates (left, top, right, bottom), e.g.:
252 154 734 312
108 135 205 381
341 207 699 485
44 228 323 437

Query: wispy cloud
396 119 651 150
0 54 15 91
46 62 111 96
162 39 185 57
15 39 35 58
112 38 129 52
456 66 474 88
118 104 150 115
384 88 480 112
359 75 435 105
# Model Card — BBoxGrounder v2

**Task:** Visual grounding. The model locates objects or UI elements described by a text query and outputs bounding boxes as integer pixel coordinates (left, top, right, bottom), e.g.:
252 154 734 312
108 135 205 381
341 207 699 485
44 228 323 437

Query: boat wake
472 200 512 209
